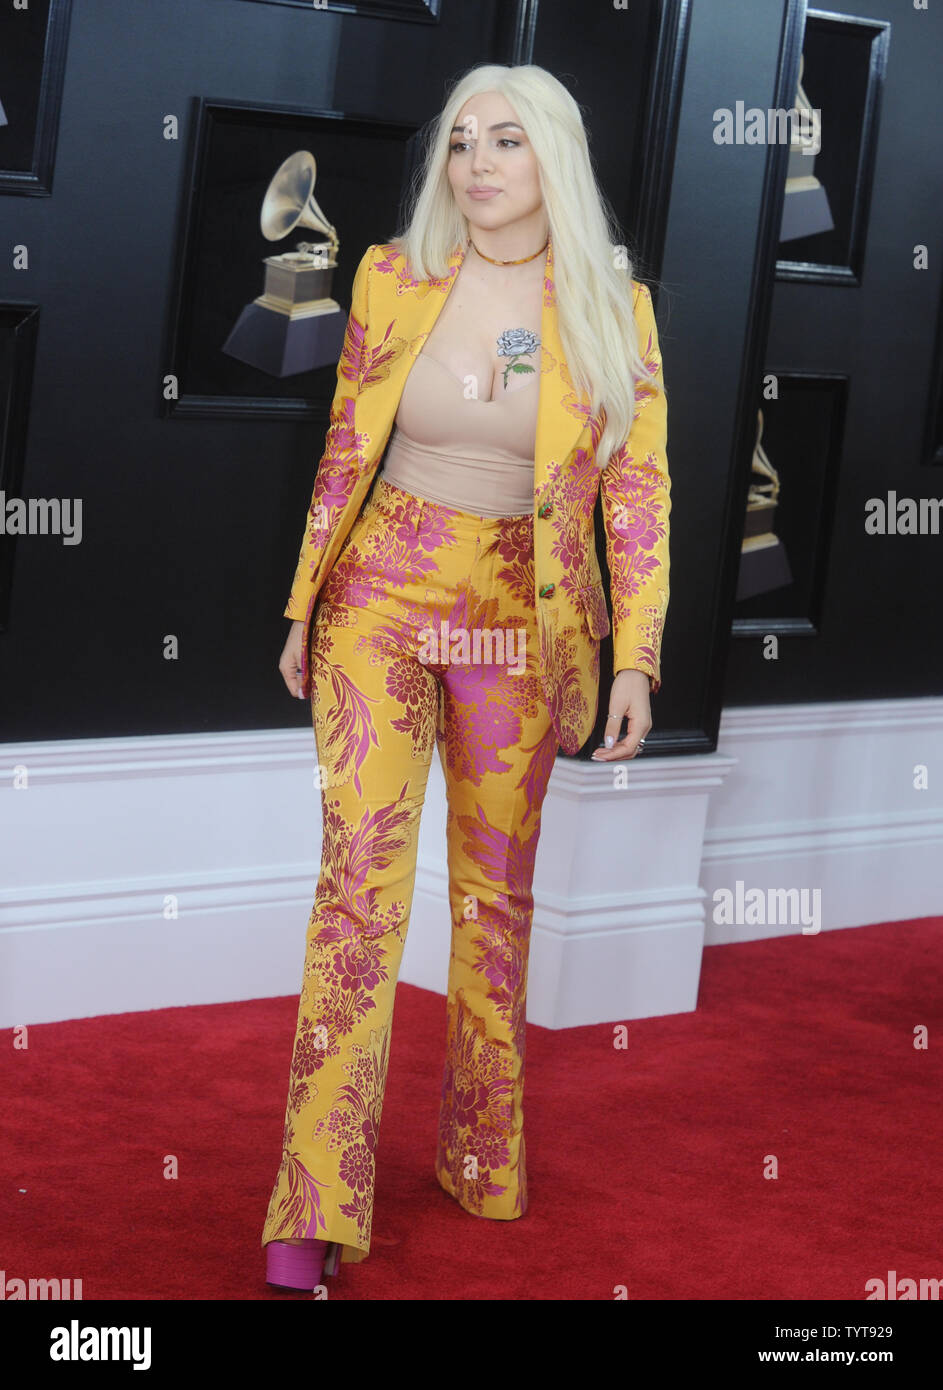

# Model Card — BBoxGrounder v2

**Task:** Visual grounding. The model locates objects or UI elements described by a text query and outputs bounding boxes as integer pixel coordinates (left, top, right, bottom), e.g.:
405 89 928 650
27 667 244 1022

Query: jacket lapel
355 234 593 507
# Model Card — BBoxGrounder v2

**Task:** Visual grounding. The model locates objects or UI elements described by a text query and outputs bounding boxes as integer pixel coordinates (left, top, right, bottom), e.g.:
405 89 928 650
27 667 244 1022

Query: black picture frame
163 99 421 421
529 0 678 293
0 303 41 631
776 10 890 287
525 0 691 755
0 0 72 198
732 372 848 637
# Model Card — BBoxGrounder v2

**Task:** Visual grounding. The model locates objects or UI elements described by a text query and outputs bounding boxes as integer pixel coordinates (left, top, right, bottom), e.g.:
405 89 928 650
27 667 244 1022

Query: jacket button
538 500 553 517
539 583 555 598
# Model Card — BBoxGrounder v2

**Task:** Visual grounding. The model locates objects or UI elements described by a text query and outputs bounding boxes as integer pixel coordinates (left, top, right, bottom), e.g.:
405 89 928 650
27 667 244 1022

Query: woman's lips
467 187 501 200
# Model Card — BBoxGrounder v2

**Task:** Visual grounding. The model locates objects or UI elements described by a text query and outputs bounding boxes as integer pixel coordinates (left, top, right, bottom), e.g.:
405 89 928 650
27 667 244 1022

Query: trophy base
780 179 834 242
736 536 793 601
222 301 346 378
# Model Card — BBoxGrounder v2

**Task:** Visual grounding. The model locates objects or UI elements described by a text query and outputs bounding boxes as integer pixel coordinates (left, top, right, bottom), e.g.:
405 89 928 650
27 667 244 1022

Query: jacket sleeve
598 280 671 692
283 243 375 620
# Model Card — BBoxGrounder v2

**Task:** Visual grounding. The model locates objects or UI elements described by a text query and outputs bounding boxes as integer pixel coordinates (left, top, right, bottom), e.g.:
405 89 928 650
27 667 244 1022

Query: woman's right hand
279 619 306 699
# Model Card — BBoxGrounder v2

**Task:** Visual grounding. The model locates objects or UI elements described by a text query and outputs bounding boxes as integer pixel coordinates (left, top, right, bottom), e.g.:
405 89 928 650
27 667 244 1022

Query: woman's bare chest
420 270 544 403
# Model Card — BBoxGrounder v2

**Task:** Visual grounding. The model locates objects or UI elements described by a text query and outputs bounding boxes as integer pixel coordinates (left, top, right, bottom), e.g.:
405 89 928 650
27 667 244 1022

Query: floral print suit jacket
284 237 670 756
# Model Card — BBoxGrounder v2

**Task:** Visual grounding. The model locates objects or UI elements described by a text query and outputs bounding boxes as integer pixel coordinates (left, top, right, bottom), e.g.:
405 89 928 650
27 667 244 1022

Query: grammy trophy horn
260 150 338 260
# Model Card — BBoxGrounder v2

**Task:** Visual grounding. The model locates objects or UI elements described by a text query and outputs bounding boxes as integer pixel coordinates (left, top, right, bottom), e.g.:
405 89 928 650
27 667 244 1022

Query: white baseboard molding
704 696 943 944
2 696 940 1027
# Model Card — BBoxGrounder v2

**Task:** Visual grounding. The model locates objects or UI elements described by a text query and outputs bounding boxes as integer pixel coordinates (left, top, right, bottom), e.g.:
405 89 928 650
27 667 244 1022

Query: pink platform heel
266 1238 341 1291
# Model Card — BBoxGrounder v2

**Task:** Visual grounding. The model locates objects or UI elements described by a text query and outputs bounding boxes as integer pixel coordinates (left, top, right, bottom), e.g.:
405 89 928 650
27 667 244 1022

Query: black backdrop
1 0 941 750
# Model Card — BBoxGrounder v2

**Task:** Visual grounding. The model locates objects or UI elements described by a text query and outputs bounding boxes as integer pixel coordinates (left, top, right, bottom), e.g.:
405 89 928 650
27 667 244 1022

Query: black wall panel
1 0 940 750
0 0 508 738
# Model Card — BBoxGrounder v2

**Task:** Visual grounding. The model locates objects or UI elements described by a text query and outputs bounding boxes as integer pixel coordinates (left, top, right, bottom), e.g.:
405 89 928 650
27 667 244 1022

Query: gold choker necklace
469 236 549 266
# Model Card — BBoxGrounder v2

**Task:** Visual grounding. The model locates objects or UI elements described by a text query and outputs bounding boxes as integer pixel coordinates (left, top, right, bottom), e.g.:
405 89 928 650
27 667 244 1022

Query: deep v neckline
417 349 542 405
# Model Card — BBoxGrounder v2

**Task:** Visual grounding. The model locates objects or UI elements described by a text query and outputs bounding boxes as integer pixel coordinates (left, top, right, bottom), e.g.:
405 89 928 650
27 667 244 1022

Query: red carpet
3 917 941 1301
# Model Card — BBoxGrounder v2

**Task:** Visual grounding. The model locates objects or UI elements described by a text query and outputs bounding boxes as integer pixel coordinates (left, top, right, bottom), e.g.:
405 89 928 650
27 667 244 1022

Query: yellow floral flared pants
261 478 560 1265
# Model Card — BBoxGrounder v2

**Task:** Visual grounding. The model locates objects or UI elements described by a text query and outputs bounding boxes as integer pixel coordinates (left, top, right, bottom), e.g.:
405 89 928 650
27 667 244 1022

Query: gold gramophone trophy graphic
780 53 834 243
222 150 347 376
736 408 794 601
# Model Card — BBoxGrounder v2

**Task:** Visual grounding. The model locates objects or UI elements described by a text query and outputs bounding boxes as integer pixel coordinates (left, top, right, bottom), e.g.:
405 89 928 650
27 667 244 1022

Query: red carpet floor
3 917 941 1301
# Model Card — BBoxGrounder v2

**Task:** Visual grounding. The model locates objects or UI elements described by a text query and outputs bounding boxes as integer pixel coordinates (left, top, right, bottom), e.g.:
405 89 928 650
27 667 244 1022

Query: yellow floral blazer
284 236 670 755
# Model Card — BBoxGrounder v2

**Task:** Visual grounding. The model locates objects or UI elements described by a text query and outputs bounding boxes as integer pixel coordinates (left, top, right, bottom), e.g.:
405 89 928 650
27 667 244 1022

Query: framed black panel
732 373 848 637
724 0 943 703
163 100 418 421
776 9 890 286
0 303 40 631
529 0 684 288
529 0 691 757
0 0 72 197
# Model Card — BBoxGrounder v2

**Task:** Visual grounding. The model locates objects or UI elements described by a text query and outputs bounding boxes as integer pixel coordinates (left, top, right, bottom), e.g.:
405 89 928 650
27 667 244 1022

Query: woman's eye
449 138 520 153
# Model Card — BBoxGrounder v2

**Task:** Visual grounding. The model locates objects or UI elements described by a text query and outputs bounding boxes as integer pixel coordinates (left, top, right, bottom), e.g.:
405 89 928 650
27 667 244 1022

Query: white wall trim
718 695 943 738
1 729 311 784
2 696 940 1026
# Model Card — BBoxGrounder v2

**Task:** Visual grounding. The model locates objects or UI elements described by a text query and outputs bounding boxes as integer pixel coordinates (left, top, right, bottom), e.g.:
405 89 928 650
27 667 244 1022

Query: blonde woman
263 62 670 1292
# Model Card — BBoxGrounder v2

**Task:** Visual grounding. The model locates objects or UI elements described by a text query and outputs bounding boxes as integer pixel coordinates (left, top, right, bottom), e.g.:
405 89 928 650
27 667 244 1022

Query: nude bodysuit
378 323 541 518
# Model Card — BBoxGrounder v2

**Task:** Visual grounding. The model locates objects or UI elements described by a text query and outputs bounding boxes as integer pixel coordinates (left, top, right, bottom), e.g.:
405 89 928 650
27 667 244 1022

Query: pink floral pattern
262 479 559 1261
371 244 462 298
283 240 670 747
597 285 670 684
265 237 672 1266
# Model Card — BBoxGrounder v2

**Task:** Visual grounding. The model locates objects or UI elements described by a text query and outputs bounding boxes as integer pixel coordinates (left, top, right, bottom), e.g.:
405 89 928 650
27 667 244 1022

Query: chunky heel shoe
266 1238 330 1291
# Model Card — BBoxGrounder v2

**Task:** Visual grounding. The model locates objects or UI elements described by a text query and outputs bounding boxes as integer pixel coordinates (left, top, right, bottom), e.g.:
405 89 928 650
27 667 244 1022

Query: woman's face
446 90 544 234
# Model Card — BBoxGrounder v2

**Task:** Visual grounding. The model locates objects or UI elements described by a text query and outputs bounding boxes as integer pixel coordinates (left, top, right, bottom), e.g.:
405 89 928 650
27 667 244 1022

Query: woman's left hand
590 669 652 760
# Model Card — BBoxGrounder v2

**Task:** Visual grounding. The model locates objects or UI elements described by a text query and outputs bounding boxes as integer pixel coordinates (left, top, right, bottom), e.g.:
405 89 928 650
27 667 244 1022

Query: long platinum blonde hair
388 62 666 472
